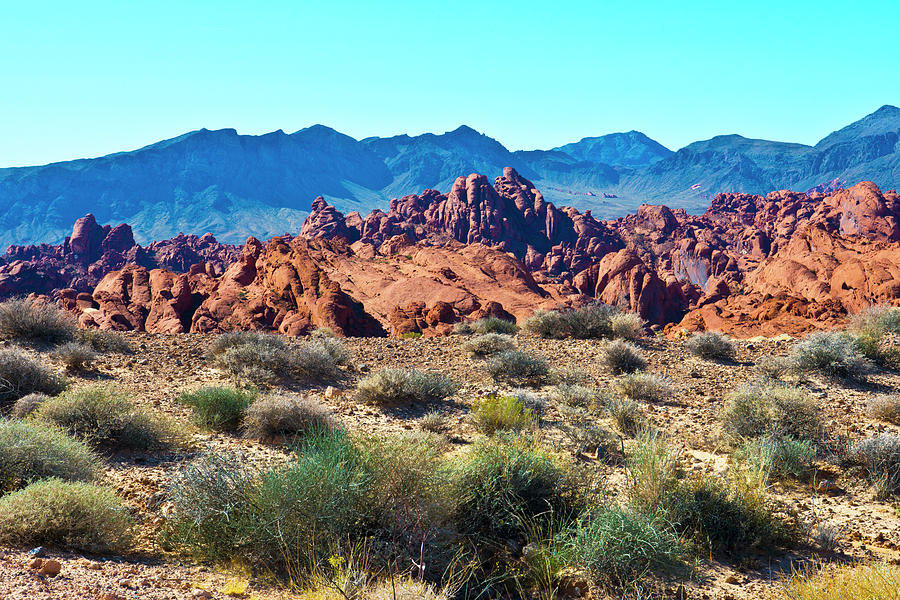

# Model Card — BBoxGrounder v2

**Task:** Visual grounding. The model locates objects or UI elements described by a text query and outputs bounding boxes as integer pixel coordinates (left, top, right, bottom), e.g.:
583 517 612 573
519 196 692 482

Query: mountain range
0 105 898 247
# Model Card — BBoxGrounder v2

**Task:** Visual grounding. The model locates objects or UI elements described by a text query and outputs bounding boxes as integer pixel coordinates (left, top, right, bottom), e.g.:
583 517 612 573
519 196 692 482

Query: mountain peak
816 105 900 149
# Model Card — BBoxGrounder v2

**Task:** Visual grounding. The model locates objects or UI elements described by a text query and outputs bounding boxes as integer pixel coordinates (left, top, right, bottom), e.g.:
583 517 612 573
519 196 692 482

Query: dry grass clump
781 563 900 600
454 317 519 335
356 368 458 406
485 350 549 386
243 394 336 440
685 331 735 361
9 392 49 419
419 410 449 434
208 331 345 385
178 386 256 431
604 395 646 436
523 303 622 339
0 348 66 408
34 384 180 450
76 328 132 353
471 393 536 435
848 304 900 365
52 341 97 372
601 339 647 374
734 437 816 481
462 333 516 357
721 382 822 442
0 479 132 552
558 405 616 454
551 383 601 408
609 311 645 341
0 419 100 492
755 355 792 379
616 372 674 403
789 331 872 380
852 434 900 497
868 394 900 425
0 298 76 345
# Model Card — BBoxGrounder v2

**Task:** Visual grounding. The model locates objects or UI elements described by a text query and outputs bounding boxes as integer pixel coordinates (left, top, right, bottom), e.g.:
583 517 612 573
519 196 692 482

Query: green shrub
609 312 645 341
789 331 872 380
486 350 549 386
35 384 178 450
0 349 65 408
462 333 515 357
685 331 735 361
721 382 822 442
616 372 674 403
0 479 131 552
451 435 579 542
567 506 682 586
9 393 48 419
0 298 75 345
601 340 647 374
852 435 900 497
755 355 792 379
604 395 646 436
551 383 600 408
243 394 335 441
868 394 900 425
471 394 536 435
178 386 255 431
356 368 458 406
52 342 97 373
524 303 621 339
76 328 132 353
472 317 519 335
0 420 99 492
399 331 422 339
734 437 815 480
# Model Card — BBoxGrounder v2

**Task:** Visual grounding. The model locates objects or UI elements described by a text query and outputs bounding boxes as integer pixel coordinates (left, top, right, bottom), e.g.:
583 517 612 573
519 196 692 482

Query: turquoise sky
1 0 898 167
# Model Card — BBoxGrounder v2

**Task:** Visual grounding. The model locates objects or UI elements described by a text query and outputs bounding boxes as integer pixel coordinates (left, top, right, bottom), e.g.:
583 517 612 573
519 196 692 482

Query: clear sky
1 0 898 167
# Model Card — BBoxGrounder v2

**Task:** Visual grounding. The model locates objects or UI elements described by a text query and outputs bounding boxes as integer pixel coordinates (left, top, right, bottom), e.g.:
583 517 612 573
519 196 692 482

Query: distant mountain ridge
0 105 898 247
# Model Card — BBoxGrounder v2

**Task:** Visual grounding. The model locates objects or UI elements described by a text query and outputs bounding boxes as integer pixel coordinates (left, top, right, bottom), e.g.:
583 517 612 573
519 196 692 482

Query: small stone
324 385 340 399
38 559 61 576
725 575 739 585
27 558 43 570
87 561 102 570
98 594 125 600
193 590 214 599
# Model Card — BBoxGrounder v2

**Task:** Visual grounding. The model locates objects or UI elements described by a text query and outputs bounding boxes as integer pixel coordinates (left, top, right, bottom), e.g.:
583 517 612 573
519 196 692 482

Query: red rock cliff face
15 171 900 338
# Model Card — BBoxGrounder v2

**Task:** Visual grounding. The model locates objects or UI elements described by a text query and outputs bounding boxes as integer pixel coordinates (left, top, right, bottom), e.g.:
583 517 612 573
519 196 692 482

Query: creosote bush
721 382 822 442
0 348 66 408
52 341 97 372
0 479 132 552
601 340 647 374
867 394 900 425
462 333 515 357
486 350 549 386
685 331 735 361
523 303 622 339
788 331 872 380
0 419 100 492
471 394 536 435
35 384 179 450
0 298 76 345
178 386 256 431
243 394 335 440
616 372 674 403
356 368 458 406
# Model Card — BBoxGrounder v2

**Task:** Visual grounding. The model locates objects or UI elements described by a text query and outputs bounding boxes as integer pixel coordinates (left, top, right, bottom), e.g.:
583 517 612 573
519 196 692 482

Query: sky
1 0 898 167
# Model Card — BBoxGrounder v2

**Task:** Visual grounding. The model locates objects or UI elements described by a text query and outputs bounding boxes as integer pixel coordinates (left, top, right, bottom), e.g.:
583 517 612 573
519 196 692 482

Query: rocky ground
1 331 899 600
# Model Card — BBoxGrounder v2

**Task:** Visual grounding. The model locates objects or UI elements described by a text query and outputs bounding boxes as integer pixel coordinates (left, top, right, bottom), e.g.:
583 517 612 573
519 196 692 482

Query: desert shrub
472 317 519 335
35 384 177 450
627 429 682 516
243 394 335 440
551 383 600 408
604 395 646 436
567 506 682 586
208 332 293 384
486 350 549 386
419 410 449 434
307 336 349 365
558 406 616 454
462 333 515 357
852 435 900 497
178 386 255 431
310 326 338 339
789 331 872 380
609 311 645 341
734 437 815 481
9 392 48 419
721 382 822 442
755 355 792 379
76 328 132 353
293 341 343 382
524 303 621 339
399 331 422 339
509 388 546 415
0 298 75 345
685 331 735 361
601 340 647 374
782 563 900 600
616 372 674 403
0 479 131 552
450 434 580 542
848 304 900 364
471 394 536 435
0 419 99 492
868 394 900 425
0 349 65 408
356 368 458 406
52 342 97 372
